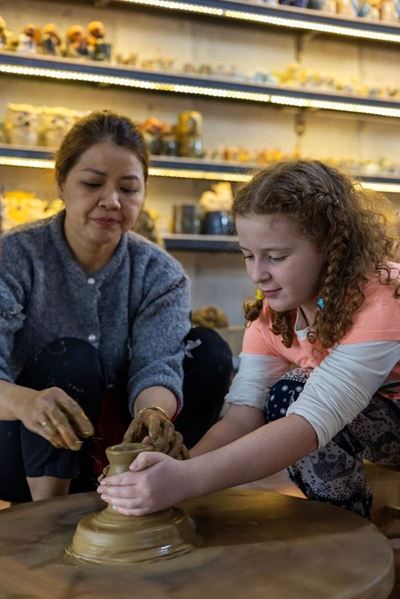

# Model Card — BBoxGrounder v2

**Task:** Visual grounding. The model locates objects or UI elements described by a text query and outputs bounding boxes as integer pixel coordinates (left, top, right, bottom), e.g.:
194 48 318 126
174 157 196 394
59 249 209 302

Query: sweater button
88 334 97 342
87 277 95 285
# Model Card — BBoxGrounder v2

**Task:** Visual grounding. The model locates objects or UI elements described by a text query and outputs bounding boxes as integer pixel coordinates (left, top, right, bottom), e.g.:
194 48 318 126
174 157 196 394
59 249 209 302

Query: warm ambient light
149 167 251 182
0 156 251 182
2 63 400 119
1 155 400 192
225 10 400 43
116 0 400 44
360 181 400 193
118 0 223 15
0 156 54 169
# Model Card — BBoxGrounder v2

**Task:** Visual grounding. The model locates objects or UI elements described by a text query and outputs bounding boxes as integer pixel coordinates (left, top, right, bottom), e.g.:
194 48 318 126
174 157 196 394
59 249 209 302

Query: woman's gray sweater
0 211 191 413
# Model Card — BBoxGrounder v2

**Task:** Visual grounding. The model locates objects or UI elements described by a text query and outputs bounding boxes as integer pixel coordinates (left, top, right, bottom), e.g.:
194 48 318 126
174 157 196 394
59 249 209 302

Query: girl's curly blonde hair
232 160 399 349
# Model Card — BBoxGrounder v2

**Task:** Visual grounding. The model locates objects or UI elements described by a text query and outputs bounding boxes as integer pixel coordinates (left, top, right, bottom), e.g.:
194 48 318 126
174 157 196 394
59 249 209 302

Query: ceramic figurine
177 111 205 158
87 20 111 61
38 107 80 147
42 23 62 56
0 17 14 50
16 24 40 53
65 25 88 58
5 103 40 146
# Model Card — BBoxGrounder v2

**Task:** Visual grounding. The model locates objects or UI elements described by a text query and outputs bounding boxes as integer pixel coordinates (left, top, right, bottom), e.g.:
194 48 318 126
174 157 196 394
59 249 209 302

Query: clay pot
66 442 197 565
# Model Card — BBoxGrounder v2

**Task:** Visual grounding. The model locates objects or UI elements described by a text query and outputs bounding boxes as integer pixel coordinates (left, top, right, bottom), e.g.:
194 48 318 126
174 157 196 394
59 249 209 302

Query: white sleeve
225 353 290 411
286 341 400 448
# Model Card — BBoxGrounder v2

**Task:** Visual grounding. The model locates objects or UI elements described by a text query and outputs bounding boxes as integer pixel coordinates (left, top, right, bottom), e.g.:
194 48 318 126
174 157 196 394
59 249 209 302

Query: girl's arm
190 404 265 457
98 413 317 515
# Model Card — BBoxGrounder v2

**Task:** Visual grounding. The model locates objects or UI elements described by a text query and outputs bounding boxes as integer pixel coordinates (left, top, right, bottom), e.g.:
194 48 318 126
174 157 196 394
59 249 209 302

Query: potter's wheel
0 489 394 598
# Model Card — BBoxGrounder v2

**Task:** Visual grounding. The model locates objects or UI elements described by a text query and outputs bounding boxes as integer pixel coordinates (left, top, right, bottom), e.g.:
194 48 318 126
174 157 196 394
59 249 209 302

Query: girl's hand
97 451 191 515
15 387 94 450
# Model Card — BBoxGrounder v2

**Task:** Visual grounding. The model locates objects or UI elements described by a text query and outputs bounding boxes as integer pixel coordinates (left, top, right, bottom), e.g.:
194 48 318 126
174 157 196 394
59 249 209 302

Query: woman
0 110 232 503
98 160 400 519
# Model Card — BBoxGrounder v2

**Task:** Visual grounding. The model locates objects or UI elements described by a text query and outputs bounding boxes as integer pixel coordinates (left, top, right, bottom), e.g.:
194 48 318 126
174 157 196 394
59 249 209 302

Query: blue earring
316 297 325 309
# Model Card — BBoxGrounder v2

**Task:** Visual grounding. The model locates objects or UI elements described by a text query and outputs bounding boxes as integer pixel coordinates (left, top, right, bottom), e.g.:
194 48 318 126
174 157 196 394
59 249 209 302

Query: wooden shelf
47 0 400 45
163 233 239 252
1 145 400 192
1 51 400 119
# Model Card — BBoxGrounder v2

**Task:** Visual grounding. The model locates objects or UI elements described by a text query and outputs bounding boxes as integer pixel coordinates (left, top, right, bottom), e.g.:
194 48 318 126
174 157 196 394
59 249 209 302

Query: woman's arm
0 380 36 420
0 379 93 450
133 386 178 420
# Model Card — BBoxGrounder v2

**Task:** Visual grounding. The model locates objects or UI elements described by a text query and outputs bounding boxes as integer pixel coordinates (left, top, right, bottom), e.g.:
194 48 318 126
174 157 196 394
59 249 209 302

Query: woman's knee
16 337 107 424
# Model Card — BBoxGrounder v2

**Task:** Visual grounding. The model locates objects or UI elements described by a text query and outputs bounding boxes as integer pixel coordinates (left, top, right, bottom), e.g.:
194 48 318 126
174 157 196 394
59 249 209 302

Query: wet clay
66 443 197 565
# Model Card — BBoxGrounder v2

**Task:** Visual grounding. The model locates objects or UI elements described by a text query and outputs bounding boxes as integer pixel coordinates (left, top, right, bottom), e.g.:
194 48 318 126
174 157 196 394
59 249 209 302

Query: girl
98 160 400 518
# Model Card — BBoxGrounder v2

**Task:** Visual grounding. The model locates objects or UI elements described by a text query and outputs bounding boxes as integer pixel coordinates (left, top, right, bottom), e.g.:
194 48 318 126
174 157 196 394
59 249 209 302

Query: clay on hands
20 388 94 450
123 408 189 459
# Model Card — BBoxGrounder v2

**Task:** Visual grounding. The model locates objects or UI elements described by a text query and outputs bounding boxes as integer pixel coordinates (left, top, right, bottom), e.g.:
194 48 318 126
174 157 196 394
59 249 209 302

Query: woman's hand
97 451 191 515
15 387 94 450
123 407 189 459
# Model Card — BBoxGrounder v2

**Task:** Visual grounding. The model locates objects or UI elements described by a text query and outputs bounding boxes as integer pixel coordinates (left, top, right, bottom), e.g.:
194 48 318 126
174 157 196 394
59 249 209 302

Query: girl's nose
251 260 271 284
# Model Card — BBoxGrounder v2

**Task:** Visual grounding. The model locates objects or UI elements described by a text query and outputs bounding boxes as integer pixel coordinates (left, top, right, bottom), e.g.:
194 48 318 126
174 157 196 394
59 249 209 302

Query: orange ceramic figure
65 25 88 58
17 24 40 53
87 20 111 61
42 23 62 56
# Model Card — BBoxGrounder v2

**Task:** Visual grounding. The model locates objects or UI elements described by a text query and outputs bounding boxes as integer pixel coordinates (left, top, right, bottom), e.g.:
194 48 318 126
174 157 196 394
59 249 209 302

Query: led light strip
117 0 223 16
0 156 54 169
115 1 400 44
225 10 400 43
360 181 400 193
269 94 400 118
2 63 400 119
149 167 251 181
1 155 400 192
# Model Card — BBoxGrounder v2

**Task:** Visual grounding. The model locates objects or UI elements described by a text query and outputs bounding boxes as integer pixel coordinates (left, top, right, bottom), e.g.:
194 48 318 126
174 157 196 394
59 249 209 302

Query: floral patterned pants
266 368 400 518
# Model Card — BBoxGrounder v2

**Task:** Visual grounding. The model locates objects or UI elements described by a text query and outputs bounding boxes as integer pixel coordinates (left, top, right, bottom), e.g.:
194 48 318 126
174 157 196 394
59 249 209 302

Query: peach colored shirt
242 265 400 384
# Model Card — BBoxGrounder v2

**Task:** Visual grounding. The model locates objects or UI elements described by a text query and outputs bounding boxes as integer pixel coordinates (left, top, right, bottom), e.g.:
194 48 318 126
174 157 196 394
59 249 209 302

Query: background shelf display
163 233 239 252
1 145 400 192
47 0 400 45
2 51 400 119
1 0 400 324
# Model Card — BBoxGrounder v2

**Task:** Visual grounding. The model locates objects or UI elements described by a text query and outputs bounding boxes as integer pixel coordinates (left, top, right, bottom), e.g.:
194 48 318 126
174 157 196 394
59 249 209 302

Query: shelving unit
1 0 399 322
2 50 400 119
43 0 400 45
163 233 239 252
1 145 400 192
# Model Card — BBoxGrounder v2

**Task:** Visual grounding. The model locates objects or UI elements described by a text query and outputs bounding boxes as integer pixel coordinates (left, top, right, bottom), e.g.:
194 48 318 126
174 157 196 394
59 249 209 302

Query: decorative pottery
66 443 197 565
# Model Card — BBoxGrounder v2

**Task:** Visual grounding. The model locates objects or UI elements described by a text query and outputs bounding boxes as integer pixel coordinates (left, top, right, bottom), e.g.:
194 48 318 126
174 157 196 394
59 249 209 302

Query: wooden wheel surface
0 489 394 598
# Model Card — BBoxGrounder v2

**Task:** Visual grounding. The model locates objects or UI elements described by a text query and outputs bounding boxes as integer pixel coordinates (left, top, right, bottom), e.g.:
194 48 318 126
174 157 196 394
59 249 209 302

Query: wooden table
0 489 394 598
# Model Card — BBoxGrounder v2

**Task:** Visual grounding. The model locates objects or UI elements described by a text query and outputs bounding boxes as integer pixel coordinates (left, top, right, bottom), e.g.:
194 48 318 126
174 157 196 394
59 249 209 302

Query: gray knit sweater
0 211 191 413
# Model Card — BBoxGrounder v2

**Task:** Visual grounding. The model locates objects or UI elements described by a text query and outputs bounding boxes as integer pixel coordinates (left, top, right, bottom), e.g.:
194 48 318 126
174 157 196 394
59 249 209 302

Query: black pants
0 327 232 502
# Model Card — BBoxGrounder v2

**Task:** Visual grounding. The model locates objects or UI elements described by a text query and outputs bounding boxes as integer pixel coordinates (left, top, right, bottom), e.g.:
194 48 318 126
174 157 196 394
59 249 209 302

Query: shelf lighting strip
2 63 400 119
1 155 400 192
117 0 400 44
225 10 400 43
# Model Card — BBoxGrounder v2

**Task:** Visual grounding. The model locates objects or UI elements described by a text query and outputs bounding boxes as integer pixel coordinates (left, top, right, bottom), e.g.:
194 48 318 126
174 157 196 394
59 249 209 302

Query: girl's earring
256 289 264 301
316 297 325 309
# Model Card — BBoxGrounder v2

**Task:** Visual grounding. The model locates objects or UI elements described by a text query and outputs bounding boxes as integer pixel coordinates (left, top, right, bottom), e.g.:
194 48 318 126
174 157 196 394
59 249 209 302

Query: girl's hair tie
256 289 264 301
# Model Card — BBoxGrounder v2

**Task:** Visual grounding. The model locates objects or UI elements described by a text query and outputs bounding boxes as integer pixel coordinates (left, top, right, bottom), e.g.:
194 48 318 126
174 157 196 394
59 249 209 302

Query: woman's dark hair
55 110 148 186
232 160 399 349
